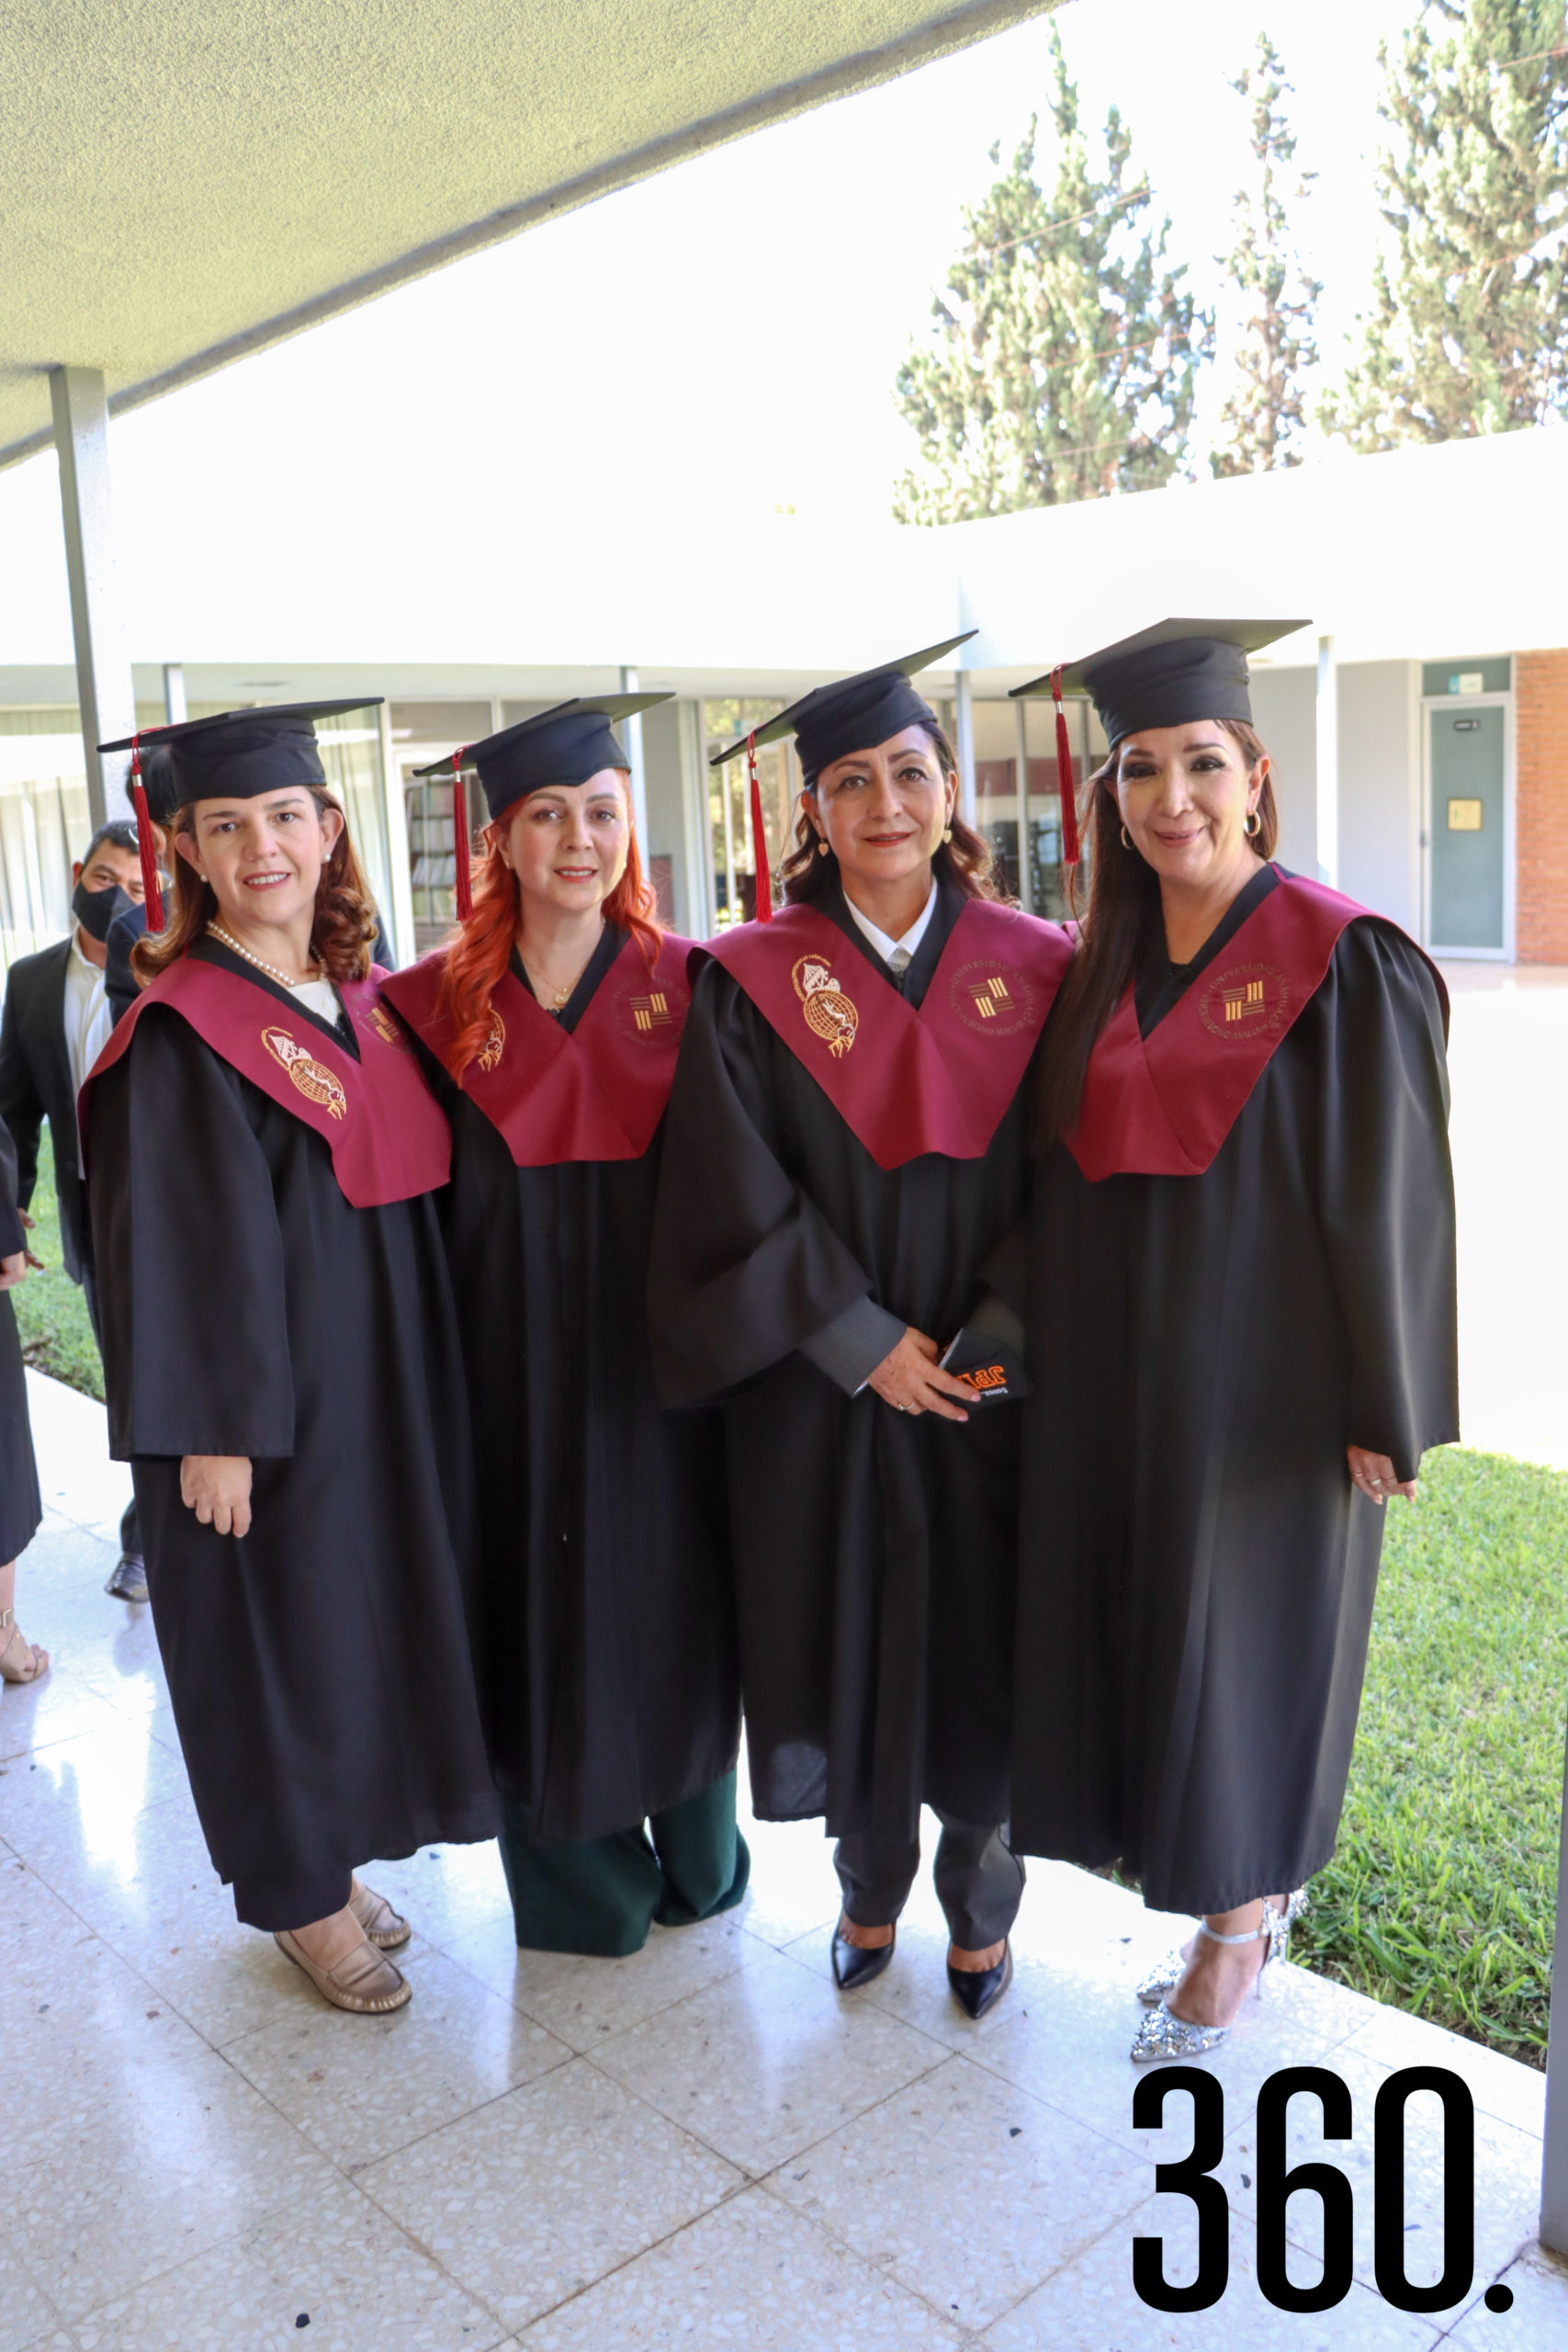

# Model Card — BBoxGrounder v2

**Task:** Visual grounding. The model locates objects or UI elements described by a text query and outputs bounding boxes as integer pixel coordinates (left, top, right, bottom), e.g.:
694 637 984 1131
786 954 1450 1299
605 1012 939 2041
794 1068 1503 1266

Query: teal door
1428 705 1506 952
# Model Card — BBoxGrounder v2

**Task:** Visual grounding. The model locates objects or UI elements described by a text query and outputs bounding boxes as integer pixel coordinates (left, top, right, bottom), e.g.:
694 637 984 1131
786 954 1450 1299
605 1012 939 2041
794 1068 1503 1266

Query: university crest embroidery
263 1026 348 1121
629 990 673 1033
477 1010 506 1073
1197 960 1292 1041
792 954 858 1058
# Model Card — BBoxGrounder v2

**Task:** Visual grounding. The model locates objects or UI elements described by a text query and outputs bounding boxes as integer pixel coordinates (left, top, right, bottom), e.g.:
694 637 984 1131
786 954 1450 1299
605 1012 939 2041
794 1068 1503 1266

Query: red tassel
1052 669 1080 868
130 734 164 933
747 733 773 922
452 752 473 923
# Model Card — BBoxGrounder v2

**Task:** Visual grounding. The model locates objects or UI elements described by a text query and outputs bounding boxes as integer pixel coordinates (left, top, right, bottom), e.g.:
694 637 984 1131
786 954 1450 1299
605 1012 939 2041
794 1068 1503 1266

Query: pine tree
1211 35 1322 477
892 26 1207 521
1325 0 1568 448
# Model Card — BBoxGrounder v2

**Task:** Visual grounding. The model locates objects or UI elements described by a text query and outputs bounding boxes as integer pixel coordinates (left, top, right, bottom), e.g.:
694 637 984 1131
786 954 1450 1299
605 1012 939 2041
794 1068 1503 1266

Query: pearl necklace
209 923 322 992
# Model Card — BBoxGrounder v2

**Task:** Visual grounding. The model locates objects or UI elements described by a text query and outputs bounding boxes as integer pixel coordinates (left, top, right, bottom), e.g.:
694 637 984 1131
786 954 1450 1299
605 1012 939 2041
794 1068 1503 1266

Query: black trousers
835 1811 1024 1951
81 1261 140 1559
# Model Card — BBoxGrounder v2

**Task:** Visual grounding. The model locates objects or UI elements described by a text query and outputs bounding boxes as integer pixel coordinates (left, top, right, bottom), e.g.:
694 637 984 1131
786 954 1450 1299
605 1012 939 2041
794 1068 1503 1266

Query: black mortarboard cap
709 634 976 780
1010 618 1309 746
99 698 383 802
100 699 381 934
415 695 672 823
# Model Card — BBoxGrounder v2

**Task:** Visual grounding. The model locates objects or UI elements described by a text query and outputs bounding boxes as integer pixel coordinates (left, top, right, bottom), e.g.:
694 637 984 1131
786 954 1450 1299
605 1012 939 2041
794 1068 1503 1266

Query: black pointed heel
831 1920 896 1992
947 1938 1012 2020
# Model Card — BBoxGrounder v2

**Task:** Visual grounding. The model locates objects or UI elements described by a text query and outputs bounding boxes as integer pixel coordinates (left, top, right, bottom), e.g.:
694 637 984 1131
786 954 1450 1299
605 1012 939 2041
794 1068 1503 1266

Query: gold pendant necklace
209 923 321 991
520 932 599 1011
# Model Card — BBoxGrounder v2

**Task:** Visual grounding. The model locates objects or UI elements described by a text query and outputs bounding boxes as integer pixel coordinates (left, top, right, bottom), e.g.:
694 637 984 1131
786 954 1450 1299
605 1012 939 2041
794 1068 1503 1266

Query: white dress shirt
63 932 112 1097
841 876 939 975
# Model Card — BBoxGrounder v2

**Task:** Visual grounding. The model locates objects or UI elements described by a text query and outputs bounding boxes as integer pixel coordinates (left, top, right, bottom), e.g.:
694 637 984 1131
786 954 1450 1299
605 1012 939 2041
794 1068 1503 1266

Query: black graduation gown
649 876 1027 1842
0 1111 41 1564
1006 870 1459 1915
85 939 497 1928
423 930 739 1843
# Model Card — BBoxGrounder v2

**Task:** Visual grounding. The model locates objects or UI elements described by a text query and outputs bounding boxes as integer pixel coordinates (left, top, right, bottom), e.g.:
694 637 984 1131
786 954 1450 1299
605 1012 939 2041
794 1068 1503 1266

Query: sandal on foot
0 1609 49 1684
350 1877 412 1950
275 1928 411 2014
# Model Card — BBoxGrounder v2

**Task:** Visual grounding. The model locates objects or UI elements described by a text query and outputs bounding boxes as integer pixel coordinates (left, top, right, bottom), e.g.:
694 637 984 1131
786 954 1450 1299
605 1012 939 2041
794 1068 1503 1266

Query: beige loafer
349 1877 412 1950
275 1928 412 2014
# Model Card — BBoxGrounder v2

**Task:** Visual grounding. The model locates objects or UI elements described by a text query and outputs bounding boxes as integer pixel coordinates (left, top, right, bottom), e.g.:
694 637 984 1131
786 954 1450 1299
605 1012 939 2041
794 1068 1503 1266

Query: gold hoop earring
1244 809 1261 838
817 838 831 859
1120 824 1133 852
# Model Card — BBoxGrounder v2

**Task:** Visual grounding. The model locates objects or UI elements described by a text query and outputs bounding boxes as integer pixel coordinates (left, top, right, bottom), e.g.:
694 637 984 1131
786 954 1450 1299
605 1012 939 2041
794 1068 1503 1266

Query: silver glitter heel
1130 1894 1298 2064
1134 1888 1306 2007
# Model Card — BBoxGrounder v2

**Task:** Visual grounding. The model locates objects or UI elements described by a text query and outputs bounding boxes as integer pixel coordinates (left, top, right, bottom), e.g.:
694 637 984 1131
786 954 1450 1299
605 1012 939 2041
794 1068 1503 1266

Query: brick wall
1517 650 1568 965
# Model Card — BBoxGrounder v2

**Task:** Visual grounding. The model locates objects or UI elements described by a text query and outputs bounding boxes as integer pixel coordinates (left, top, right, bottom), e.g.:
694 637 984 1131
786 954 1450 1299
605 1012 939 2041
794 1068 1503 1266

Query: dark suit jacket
0 938 91 1282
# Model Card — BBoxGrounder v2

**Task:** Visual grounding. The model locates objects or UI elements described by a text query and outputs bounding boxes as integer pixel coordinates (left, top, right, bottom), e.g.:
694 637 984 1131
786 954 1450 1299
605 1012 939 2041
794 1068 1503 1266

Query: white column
1542 1727 1568 2251
1315 633 1339 888
50 368 137 831
1013 695 1032 911
618 663 651 851
677 699 715 938
954 668 977 830
162 664 187 725
378 703 417 967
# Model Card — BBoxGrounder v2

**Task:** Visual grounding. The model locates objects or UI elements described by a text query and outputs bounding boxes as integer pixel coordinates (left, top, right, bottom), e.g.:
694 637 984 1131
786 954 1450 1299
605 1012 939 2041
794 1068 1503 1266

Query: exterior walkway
3 1369 1564 2347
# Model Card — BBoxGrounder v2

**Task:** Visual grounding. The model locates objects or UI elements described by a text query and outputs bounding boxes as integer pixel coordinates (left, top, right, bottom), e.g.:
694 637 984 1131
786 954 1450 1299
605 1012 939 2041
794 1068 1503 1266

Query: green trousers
499 1770 751 1958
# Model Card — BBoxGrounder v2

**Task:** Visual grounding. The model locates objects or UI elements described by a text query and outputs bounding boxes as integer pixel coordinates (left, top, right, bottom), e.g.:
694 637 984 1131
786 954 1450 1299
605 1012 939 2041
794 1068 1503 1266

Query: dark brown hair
1031 719 1278 1153
131 787 379 988
778 718 1008 907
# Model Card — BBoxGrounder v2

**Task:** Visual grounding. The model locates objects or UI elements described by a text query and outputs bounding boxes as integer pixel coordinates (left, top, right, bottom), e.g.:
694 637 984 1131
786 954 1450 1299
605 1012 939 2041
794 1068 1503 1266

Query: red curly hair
437 804 662 1079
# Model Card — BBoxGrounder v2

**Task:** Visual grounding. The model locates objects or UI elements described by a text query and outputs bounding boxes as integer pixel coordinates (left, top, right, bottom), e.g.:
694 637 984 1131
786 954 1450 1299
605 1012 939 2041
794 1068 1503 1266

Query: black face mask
72 879 132 943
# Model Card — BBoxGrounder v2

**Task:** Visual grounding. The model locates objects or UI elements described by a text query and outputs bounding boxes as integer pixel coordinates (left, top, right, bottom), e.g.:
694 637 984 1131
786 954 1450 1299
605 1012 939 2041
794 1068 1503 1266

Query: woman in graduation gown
381 700 747 1959
0 1108 45 1683
649 639 1073 2018
1003 622 1459 2062
83 701 498 2014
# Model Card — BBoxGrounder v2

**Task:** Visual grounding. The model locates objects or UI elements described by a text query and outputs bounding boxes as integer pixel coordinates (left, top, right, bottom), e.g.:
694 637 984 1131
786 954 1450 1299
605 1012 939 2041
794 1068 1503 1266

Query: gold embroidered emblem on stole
262 1027 348 1121
792 956 858 1058
630 991 673 1033
971 976 1011 1020
477 1010 505 1073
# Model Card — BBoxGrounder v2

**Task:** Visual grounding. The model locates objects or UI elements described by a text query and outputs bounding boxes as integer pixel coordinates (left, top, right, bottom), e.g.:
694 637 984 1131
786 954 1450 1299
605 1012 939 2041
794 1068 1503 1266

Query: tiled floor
4 1369 1565 2348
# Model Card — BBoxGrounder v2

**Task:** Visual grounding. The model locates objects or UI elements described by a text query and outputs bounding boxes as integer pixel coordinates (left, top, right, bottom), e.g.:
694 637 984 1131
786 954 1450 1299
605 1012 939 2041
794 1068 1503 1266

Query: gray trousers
835 1811 1024 1951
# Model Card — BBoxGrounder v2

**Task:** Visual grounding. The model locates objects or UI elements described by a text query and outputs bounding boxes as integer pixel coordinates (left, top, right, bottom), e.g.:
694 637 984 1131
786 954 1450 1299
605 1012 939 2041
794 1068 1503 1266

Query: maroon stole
380 933 692 1166
702 899 1072 1170
80 956 451 1208
1066 869 1448 1182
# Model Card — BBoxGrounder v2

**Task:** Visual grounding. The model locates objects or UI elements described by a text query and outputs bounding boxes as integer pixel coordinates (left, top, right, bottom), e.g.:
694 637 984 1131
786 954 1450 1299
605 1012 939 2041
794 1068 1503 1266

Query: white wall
1337 661 1418 928
1248 667 1318 876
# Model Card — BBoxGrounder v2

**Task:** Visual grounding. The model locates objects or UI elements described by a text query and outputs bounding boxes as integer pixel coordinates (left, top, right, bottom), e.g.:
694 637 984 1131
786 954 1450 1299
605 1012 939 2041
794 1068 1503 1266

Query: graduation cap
707 634 975 921
1010 620 1309 866
412 695 671 922
99 698 383 935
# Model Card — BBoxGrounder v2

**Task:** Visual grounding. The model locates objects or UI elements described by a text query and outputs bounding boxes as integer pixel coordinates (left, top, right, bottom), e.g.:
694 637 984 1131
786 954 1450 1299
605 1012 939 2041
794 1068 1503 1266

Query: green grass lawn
1296 1443 1568 2068
11 1127 104 1400
6 1139 1566 2067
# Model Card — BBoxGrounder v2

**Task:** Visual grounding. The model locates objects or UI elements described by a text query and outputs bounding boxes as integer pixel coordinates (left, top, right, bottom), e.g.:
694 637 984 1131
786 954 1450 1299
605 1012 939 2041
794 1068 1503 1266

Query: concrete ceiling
2 0 1051 469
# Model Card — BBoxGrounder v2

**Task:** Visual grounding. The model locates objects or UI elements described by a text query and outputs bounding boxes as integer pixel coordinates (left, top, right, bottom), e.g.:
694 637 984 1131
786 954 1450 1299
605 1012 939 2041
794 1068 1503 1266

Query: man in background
0 818 147 1600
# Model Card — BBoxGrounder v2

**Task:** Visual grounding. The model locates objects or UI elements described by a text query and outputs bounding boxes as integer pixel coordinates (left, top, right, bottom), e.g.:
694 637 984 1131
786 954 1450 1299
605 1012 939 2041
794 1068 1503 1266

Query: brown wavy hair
1031 718 1277 1153
131 788 378 989
435 790 662 1080
779 718 1007 907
